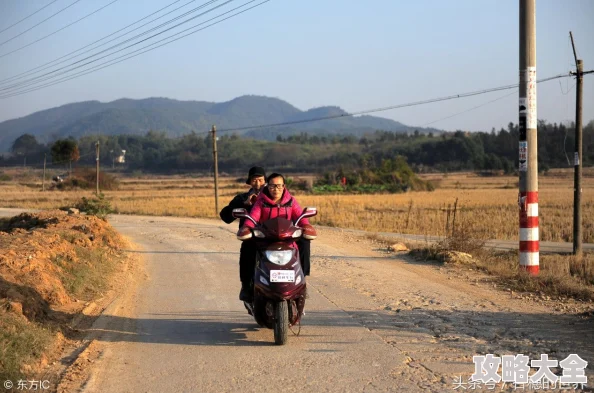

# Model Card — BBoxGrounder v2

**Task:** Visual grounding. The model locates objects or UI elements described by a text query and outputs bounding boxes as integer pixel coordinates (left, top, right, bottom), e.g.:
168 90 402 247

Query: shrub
55 168 119 191
0 306 54 383
74 194 114 220
314 156 434 193
285 177 309 191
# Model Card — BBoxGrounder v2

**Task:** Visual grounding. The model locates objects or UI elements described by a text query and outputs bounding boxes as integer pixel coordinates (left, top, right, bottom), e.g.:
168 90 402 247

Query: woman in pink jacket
239 172 316 275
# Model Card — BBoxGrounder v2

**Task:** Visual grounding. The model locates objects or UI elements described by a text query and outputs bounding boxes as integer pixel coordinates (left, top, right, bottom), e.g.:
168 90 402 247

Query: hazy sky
0 0 592 132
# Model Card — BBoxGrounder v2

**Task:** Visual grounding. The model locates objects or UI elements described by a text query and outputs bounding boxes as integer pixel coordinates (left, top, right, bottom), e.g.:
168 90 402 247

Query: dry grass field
305 169 594 243
1 166 593 298
0 167 593 243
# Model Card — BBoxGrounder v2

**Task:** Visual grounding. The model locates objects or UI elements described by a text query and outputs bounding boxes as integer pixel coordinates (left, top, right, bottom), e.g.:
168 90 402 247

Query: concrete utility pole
570 31 583 258
211 125 219 215
42 154 46 192
518 0 539 275
96 141 100 195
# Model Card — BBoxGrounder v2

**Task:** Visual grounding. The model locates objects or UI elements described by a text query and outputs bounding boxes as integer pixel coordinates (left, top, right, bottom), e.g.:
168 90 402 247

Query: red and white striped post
519 192 539 274
519 0 539 275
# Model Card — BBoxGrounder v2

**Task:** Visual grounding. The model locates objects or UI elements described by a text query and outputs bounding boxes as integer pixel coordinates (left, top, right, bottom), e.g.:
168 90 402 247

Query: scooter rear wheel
274 301 288 345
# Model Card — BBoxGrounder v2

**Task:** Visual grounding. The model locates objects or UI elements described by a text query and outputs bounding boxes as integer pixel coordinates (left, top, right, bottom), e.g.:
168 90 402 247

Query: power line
0 0 120 59
5 70 589 171
558 79 576 96
16 151 97 169
211 74 572 135
100 72 575 140
0 0 83 48
0 0 192 81
54 72 586 144
574 70 593 76
0 0 221 90
48 151 95 166
0 1 211 69
0 0 60 35
5 151 98 170
0 0 270 99
0 0 226 92
421 89 518 127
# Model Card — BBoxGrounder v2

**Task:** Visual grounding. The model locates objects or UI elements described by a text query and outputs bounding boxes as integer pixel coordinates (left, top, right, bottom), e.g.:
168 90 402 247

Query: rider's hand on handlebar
302 224 317 240
237 226 252 240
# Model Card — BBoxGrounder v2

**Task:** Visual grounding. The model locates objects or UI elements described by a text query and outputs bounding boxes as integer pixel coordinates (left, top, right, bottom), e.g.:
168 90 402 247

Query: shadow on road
122 249 406 261
88 310 271 346
71 305 594 365
4 266 592 358
122 249 240 255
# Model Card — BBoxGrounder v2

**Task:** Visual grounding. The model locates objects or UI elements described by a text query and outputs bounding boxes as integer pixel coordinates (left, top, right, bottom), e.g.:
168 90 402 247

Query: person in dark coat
219 166 266 302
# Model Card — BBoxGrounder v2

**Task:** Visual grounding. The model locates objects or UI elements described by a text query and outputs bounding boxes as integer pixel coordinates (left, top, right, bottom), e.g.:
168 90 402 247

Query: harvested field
0 167 593 242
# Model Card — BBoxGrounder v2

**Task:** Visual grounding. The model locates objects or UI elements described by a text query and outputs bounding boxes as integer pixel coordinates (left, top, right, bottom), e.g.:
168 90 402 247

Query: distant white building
115 150 126 163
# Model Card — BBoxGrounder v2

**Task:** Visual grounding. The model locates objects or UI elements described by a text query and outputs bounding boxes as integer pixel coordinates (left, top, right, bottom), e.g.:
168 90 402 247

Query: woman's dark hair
266 173 285 184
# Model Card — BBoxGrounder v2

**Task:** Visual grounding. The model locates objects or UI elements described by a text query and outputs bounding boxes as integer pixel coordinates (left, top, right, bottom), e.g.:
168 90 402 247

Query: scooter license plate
270 270 295 283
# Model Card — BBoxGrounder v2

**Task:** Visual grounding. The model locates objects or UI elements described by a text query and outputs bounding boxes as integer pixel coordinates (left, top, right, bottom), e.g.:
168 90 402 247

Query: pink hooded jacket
244 187 310 228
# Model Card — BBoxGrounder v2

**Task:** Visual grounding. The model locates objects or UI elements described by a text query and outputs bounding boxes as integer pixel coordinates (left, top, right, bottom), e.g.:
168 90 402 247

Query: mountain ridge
0 95 440 151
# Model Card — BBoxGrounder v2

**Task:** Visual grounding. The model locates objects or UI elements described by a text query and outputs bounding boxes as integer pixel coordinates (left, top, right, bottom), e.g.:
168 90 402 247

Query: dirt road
61 213 590 393
1 208 591 392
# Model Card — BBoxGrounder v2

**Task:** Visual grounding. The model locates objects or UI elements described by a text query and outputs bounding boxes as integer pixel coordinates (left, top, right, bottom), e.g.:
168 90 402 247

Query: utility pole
96 141 100 195
211 125 219 215
570 31 583 258
518 0 539 275
42 154 46 192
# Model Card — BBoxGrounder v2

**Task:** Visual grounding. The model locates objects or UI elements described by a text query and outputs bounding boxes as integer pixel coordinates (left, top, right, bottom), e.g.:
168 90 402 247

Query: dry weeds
0 210 129 383
399 223 594 301
0 168 592 244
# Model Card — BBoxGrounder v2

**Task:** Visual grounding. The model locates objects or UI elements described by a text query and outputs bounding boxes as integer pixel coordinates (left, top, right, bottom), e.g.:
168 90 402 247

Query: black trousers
297 238 311 276
239 239 257 283
239 238 312 283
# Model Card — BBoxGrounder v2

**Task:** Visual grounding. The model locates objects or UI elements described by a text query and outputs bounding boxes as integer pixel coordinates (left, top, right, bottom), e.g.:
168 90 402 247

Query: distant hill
0 95 441 151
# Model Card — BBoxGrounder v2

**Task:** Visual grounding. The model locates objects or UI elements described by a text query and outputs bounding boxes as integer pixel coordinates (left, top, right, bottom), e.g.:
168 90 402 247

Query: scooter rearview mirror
232 208 248 218
232 208 259 226
295 207 317 226
302 207 317 217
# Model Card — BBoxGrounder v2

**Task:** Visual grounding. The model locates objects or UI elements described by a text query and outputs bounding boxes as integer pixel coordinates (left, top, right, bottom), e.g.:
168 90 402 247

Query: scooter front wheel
273 301 289 345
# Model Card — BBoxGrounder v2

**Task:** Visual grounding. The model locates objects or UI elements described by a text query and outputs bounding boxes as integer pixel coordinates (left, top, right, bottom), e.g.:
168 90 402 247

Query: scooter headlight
253 229 265 238
265 250 293 265
291 229 303 238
